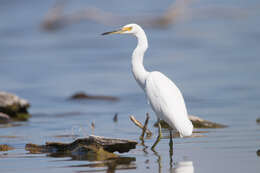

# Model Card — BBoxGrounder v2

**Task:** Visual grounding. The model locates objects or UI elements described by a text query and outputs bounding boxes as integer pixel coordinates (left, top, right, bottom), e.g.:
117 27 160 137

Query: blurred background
0 0 260 172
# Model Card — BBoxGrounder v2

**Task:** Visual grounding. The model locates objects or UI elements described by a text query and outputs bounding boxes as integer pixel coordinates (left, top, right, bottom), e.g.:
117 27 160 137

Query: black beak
101 29 121 35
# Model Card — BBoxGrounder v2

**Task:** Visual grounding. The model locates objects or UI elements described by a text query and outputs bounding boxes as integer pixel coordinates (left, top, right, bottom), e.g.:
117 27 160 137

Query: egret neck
132 29 149 90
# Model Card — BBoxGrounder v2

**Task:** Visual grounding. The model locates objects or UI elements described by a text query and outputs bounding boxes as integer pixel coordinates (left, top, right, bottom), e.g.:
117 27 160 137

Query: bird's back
145 71 193 137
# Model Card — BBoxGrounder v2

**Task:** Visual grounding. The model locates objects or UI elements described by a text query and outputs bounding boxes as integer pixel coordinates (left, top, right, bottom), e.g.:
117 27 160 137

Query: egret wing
145 71 193 136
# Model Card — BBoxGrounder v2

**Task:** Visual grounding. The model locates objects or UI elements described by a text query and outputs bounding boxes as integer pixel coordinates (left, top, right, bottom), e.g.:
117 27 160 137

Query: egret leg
151 121 162 150
169 130 173 168
169 130 173 149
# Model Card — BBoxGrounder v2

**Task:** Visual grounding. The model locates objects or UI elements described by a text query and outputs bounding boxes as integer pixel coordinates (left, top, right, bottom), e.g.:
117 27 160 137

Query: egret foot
151 122 162 150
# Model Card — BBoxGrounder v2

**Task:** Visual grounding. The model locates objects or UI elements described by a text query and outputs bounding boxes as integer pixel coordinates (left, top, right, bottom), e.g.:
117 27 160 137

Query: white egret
102 24 193 148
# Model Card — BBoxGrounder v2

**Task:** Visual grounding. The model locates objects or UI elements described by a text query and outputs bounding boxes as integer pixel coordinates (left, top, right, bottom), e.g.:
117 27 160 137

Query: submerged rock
257 149 260 157
69 92 119 101
26 135 137 160
154 115 227 129
0 91 31 121
0 144 14 151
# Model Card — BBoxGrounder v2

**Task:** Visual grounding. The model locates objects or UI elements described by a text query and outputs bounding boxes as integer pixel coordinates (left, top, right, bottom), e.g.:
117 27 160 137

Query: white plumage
102 23 193 143
145 71 193 137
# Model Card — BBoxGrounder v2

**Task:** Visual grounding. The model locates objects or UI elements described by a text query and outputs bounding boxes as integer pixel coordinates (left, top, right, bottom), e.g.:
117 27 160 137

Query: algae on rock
0 91 31 121
26 135 138 161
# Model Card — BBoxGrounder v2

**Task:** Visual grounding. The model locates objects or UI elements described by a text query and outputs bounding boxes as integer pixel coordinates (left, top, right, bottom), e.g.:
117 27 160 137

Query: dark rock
257 149 260 157
0 113 10 124
69 92 119 101
256 118 260 124
0 91 31 121
25 135 137 158
26 141 137 171
189 115 227 128
154 115 227 129
0 144 14 151
26 143 118 161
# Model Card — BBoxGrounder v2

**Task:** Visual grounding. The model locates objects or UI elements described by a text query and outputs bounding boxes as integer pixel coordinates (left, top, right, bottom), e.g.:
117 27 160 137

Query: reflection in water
0 122 24 128
151 133 173 173
69 157 136 173
171 161 194 173
140 136 149 155
169 131 174 169
151 131 194 173
152 146 194 173
45 150 136 172
152 150 162 173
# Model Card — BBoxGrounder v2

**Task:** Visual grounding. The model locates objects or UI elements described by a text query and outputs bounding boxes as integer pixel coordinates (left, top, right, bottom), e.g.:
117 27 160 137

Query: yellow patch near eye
122 27 132 31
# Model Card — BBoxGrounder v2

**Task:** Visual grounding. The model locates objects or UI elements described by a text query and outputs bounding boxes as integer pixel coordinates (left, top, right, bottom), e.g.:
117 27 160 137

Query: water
1 0 260 172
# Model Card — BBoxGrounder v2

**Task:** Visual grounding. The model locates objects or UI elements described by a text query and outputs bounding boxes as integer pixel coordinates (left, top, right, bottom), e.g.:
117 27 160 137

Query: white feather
145 71 193 137
105 23 193 138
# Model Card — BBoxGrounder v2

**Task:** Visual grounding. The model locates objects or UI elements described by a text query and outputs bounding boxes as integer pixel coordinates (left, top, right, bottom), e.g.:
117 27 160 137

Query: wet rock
256 118 260 124
154 115 227 129
27 143 118 161
0 144 14 151
26 139 136 171
69 92 119 101
257 149 260 157
0 91 31 121
189 115 227 128
0 112 10 124
26 135 137 159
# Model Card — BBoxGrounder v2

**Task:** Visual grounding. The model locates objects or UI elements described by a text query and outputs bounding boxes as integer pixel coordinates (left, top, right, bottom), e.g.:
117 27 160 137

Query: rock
25 135 137 160
257 149 260 157
26 143 118 161
154 115 227 129
69 92 119 101
189 115 227 128
256 118 260 124
0 112 10 124
0 144 14 151
0 91 31 121
26 141 136 170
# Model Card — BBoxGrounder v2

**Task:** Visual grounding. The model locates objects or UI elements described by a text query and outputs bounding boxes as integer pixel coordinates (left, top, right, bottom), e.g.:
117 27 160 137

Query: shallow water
1 0 260 172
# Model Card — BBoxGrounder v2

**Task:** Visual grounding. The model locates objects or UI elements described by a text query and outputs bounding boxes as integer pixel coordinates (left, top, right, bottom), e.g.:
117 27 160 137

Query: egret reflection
171 161 194 173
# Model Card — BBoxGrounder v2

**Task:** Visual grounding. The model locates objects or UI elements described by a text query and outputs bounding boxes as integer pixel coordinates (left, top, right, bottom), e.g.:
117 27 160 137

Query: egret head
102 24 141 36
